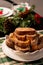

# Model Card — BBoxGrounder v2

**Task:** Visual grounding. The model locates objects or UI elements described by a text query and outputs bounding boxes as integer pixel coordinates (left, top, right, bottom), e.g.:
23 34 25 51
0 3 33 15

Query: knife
4 0 17 5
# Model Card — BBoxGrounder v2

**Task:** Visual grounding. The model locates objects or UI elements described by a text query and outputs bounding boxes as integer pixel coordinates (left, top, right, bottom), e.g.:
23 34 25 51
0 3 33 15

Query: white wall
0 0 12 8
11 0 30 4
30 0 43 16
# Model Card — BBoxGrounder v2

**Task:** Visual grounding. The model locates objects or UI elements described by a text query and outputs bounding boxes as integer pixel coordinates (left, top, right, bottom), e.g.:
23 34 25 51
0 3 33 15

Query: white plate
37 30 43 34
0 7 13 17
2 40 43 62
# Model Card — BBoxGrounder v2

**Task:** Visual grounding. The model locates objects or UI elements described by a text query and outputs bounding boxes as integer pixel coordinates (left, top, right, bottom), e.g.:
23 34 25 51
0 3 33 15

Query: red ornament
34 13 41 24
0 10 3 15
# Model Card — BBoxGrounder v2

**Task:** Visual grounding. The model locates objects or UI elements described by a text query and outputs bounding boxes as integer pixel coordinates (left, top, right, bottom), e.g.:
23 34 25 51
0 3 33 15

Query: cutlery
4 0 17 5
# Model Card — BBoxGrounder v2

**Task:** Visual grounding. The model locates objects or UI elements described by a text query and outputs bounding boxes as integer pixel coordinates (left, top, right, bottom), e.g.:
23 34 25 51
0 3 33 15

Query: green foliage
0 17 6 32
0 5 36 35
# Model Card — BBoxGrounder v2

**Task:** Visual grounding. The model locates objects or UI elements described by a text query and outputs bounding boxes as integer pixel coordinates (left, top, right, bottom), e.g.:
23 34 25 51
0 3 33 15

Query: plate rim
2 40 43 62
0 7 13 17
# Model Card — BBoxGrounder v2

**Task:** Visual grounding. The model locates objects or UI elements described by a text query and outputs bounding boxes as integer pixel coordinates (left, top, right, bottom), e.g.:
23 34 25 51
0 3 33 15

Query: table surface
0 39 43 65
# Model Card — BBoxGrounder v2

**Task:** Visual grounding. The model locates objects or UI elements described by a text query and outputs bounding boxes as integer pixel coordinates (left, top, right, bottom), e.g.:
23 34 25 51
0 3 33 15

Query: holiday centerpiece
0 3 43 36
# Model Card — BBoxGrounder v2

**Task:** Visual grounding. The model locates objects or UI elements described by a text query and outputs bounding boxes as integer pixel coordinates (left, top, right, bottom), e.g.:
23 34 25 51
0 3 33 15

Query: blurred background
0 0 43 16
